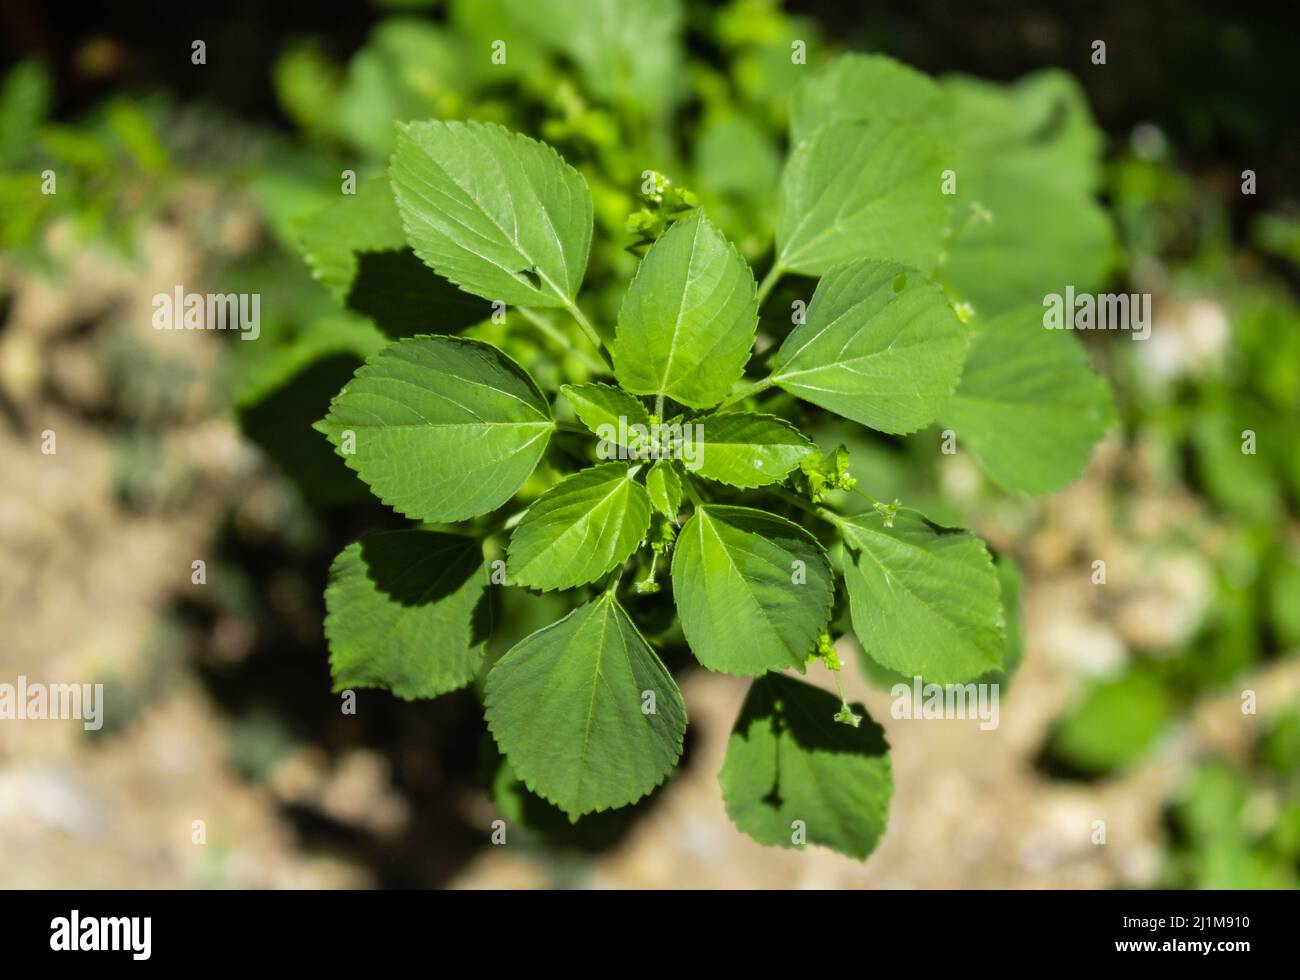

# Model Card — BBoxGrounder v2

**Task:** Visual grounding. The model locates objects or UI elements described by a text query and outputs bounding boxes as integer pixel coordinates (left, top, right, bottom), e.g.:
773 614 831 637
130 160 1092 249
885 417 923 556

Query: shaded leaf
720 672 892 859
296 176 489 338
325 530 488 699
841 508 1004 684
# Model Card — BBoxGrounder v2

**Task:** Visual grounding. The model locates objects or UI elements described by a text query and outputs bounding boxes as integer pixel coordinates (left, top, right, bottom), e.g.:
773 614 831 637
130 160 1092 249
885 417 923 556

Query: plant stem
937 200 992 265
682 475 705 507
602 564 625 597
517 306 607 374
769 487 843 527
851 485 882 507
484 508 529 537
714 375 776 412
564 300 614 369
755 263 784 309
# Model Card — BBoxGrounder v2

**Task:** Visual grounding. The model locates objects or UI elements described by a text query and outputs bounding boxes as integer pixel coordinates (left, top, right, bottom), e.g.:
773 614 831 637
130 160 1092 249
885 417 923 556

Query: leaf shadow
737 671 889 758
347 249 490 340
358 531 483 608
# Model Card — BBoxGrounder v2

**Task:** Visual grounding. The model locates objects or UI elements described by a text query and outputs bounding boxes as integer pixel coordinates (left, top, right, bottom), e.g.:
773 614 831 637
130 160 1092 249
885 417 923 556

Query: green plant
297 46 1114 860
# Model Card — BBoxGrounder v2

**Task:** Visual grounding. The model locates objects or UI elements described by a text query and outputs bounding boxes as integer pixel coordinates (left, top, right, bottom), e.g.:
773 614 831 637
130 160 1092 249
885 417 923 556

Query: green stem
602 564 625 597
484 508 529 537
938 200 992 265
564 300 614 369
517 306 607 374
682 475 705 507
635 550 660 591
756 263 784 309
769 487 842 526
851 485 882 507
714 375 776 412
832 667 849 705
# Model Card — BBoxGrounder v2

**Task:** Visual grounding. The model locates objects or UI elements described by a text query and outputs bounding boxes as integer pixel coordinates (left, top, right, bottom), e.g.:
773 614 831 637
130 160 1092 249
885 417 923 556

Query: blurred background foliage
1 0 1297 887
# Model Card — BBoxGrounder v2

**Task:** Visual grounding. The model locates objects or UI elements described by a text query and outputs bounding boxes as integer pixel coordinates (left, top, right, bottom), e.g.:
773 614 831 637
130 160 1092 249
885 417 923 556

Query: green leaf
390 120 593 308
693 412 816 488
980 557 1024 686
790 54 950 145
672 505 833 675
840 508 1005 684
769 260 969 434
613 209 757 409
0 61 51 169
296 176 490 338
939 71 1112 314
646 460 682 517
695 114 780 199
945 70 1104 197
484 593 686 817
941 177 1112 316
338 20 471 157
507 462 651 591
1049 667 1171 775
719 673 892 860
561 382 649 441
942 306 1114 493
315 335 554 522
324 530 488 699
496 0 685 116
776 121 950 275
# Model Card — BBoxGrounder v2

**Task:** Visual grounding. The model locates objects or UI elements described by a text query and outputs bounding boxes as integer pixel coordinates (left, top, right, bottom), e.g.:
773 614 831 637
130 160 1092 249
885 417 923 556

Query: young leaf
720 673 892 860
775 121 950 276
390 120 593 308
769 260 969 434
646 459 682 517
315 335 554 522
612 209 757 409
942 306 1115 493
561 382 649 441
507 462 652 591
325 531 488 699
692 412 817 488
484 593 686 817
840 508 1005 684
672 505 834 675
790 53 951 145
